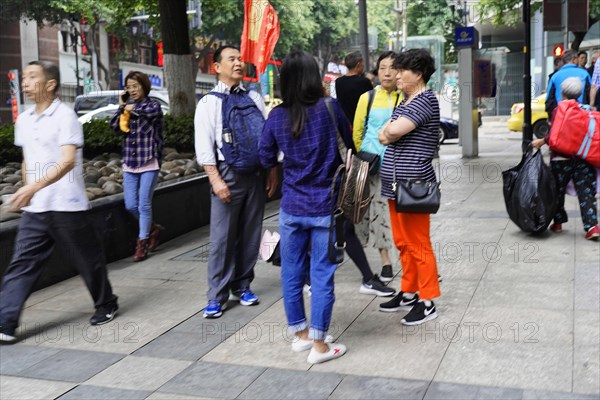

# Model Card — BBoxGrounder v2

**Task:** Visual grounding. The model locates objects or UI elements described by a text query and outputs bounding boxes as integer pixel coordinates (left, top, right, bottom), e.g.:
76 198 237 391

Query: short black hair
375 51 397 70
344 51 363 70
578 50 587 57
28 60 60 93
214 45 240 63
393 49 436 84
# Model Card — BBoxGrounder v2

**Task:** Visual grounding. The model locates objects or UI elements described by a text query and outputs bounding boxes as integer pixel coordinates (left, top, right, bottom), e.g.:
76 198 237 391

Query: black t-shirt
335 75 373 124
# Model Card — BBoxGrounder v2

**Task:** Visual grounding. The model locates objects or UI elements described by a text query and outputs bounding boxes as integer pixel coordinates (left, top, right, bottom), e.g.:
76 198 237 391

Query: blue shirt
547 64 591 104
259 98 353 217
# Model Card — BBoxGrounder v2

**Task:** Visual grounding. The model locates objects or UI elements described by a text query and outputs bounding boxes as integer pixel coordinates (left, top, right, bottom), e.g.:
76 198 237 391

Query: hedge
0 114 195 164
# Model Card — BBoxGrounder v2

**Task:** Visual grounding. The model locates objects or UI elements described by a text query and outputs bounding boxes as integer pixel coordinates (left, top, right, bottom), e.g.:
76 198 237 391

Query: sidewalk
1 120 599 400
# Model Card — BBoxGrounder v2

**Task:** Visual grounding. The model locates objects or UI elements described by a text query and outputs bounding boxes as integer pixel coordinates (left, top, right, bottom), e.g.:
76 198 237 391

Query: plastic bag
502 149 557 233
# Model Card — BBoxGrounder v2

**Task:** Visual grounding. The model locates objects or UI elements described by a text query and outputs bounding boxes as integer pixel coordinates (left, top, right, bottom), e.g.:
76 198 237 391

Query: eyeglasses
125 84 141 91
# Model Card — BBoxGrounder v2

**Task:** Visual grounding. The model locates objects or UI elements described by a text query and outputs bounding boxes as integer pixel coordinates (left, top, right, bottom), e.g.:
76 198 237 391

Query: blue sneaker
203 300 226 318
231 289 259 306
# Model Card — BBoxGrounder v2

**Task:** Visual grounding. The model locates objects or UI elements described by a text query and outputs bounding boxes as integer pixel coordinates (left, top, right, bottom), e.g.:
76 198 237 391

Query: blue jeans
123 170 159 239
279 209 337 340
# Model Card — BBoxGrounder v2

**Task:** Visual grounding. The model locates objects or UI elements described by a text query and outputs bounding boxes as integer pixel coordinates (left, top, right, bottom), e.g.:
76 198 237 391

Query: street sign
8 69 22 123
454 27 479 49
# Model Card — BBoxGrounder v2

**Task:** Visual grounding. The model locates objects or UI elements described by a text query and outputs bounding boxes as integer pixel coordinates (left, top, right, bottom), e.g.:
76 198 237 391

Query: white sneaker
291 335 334 352
303 284 312 296
307 343 347 364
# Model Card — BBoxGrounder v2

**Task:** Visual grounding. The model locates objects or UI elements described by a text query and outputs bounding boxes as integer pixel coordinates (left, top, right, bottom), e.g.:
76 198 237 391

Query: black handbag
394 179 441 214
392 146 441 214
328 164 346 264
356 151 380 175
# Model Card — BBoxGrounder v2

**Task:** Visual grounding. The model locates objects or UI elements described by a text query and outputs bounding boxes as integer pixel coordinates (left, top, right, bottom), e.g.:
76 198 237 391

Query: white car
74 90 170 117
78 104 169 124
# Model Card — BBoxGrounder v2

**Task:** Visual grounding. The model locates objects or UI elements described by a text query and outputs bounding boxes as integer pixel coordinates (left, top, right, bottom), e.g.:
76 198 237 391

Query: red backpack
547 100 600 167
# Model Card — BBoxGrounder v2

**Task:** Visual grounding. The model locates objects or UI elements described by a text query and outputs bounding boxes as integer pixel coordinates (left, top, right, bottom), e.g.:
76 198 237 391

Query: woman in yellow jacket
353 51 402 282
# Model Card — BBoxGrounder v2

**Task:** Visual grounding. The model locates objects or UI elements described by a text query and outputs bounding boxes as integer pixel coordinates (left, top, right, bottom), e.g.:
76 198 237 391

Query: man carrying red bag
533 77 599 240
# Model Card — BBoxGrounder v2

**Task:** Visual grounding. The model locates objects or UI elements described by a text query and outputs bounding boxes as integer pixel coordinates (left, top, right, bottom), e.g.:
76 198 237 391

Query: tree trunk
571 32 585 51
158 0 196 116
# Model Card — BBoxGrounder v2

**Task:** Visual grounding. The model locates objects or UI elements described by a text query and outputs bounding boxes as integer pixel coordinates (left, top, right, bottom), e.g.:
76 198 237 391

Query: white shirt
14 98 89 212
194 81 267 165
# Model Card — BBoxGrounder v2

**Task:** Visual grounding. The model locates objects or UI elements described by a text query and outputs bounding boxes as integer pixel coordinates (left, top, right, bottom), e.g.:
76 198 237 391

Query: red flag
241 0 280 75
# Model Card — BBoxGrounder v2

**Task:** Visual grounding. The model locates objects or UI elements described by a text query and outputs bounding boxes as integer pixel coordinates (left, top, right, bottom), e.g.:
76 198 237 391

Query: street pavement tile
435 340 572 392
0 376 76 400
0 344 60 375
133 331 211 361
237 368 343 400
38 317 182 354
329 375 428 399
521 389 600 399
11 309 90 346
573 339 600 395
145 393 218 400
57 385 151 400
574 283 600 311
482 260 573 283
424 381 523 399
84 356 192 391
16 349 123 382
458 306 572 346
470 280 573 311
158 361 265 398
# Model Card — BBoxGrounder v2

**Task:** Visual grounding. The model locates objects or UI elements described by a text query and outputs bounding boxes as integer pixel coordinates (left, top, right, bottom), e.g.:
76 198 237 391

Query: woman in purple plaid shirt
110 71 164 262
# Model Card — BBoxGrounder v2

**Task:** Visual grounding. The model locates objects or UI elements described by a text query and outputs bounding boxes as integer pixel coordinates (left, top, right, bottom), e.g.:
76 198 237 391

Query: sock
403 292 416 299
422 299 432 307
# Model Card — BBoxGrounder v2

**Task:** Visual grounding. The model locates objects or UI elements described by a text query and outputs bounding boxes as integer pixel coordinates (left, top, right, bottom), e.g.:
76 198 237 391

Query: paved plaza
1 119 599 400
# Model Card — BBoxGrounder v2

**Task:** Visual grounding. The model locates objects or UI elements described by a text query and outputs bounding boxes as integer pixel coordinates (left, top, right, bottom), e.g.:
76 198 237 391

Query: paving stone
329 375 429 399
158 361 265 399
16 349 124 382
133 331 210 361
521 389 600 399
85 356 192 391
238 368 343 399
57 385 151 400
0 375 76 400
424 381 523 399
0 344 60 375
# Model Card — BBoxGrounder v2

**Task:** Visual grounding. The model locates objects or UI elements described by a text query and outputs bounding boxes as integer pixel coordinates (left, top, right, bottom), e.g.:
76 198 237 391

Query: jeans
279 209 337 340
123 170 159 239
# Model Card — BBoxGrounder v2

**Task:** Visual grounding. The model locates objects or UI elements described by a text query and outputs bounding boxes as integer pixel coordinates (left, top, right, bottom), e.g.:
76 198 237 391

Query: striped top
380 90 440 199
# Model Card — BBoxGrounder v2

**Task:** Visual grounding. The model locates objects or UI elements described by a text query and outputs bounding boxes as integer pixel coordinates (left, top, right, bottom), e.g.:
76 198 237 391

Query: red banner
240 0 280 75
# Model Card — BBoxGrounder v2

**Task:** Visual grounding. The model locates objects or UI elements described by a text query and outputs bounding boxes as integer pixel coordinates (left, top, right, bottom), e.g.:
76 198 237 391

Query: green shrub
0 113 196 165
0 124 20 164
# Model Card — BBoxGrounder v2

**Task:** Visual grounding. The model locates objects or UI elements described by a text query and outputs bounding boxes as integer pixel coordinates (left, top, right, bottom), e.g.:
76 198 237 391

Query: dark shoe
380 265 393 282
0 325 17 344
401 301 438 326
148 224 164 252
379 292 419 312
550 223 563 233
585 226 600 241
90 302 119 325
230 289 260 306
359 275 396 297
133 239 149 262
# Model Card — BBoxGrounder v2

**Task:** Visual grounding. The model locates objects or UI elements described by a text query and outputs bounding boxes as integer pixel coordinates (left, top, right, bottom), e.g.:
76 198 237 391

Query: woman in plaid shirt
110 71 164 262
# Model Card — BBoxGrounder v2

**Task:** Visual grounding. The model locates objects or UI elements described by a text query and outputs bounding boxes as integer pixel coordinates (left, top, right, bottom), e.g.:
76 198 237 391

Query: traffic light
553 44 564 58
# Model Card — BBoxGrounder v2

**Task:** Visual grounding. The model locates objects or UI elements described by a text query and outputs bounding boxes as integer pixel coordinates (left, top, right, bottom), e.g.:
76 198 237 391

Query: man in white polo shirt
0 61 118 344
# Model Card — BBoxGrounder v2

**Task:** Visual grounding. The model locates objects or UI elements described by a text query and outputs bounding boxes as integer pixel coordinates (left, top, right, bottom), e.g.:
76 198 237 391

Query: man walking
0 61 118 343
546 50 591 118
194 46 278 318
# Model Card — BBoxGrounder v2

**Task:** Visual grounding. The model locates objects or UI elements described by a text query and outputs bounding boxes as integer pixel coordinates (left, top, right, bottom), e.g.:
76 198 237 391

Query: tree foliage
477 0 600 50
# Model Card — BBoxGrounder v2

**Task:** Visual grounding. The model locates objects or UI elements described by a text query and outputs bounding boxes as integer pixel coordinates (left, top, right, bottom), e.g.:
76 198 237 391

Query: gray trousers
207 163 266 304
0 211 117 331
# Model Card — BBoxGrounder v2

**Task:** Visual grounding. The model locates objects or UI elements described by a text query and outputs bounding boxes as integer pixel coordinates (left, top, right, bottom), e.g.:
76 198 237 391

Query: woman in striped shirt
377 49 442 326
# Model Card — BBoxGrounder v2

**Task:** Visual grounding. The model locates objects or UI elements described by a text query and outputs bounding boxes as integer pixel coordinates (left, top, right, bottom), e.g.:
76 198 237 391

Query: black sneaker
401 301 438 326
90 302 119 326
380 265 393 282
379 292 419 312
438 274 443 282
359 275 396 297
0 326 17 344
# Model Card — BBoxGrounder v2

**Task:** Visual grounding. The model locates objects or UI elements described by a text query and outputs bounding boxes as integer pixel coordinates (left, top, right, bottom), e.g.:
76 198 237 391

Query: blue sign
454 27 479 49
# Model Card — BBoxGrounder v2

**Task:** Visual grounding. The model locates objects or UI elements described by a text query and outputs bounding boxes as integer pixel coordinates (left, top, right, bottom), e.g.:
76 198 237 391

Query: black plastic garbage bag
502 149 557 233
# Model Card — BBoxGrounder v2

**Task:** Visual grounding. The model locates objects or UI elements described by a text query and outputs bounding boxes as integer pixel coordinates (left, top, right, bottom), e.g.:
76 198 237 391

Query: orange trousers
388 200 441 300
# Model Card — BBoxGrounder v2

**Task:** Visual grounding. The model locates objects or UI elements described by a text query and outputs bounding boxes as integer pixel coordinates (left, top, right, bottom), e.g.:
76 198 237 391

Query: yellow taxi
507 94 550 138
